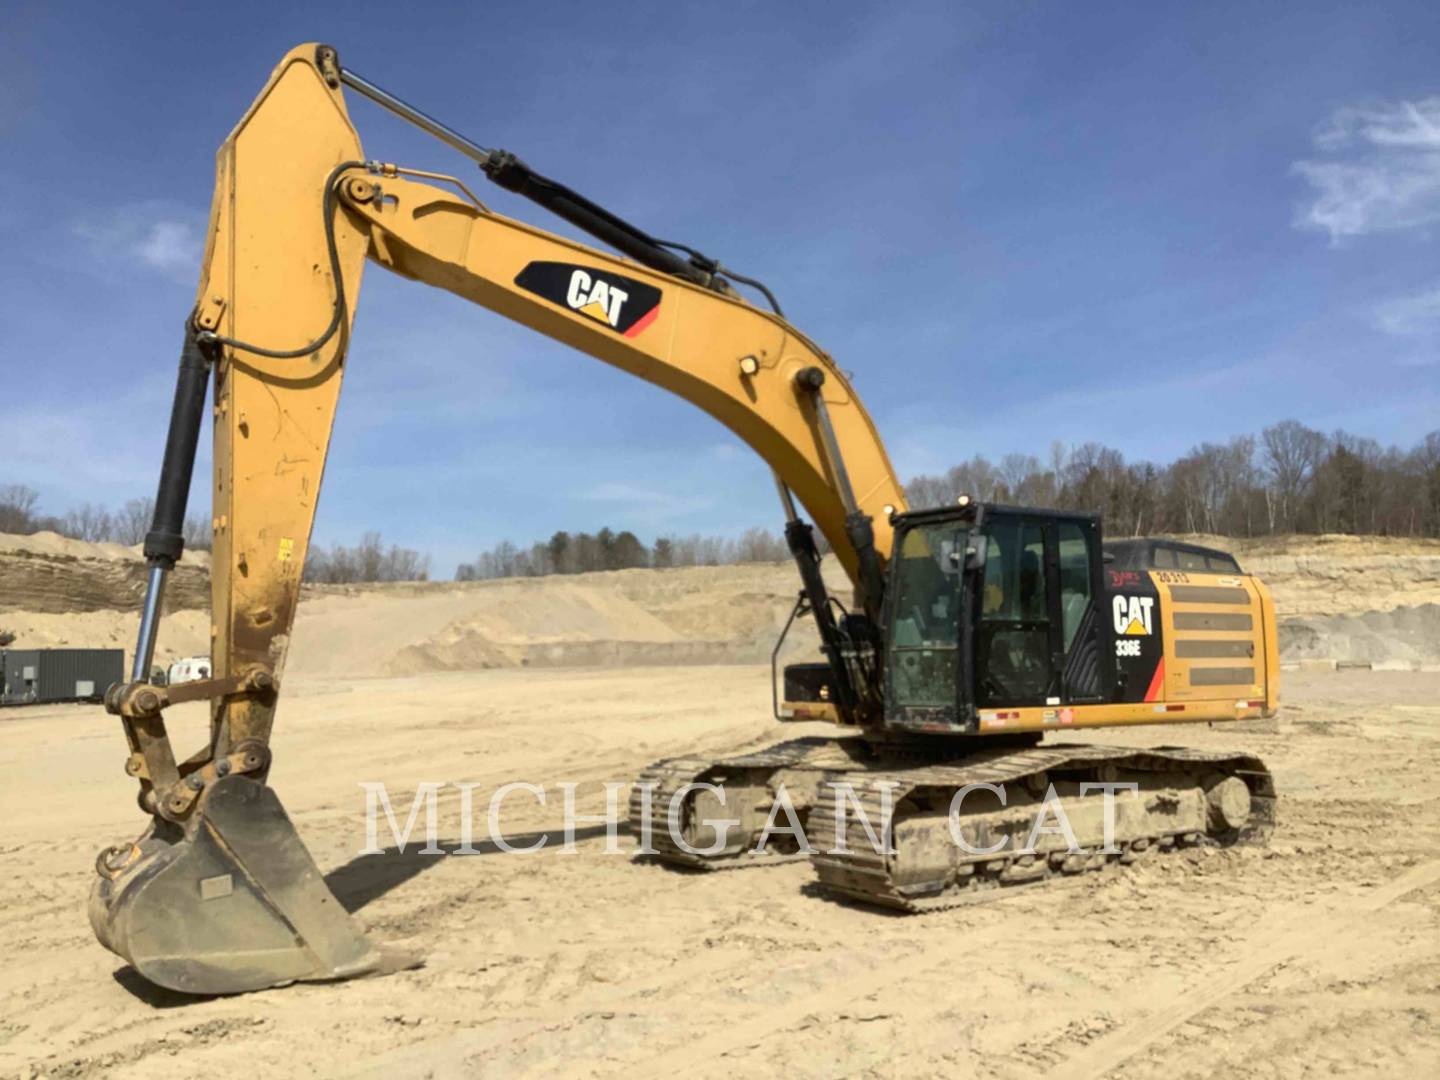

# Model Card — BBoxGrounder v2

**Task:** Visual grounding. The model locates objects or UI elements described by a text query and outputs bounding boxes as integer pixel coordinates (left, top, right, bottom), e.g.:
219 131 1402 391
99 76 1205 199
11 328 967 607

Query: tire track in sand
1048 858 1440 1080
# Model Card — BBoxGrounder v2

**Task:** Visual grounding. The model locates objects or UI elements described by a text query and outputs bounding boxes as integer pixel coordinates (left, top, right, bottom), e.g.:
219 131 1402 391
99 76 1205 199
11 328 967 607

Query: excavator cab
879 504 1110 735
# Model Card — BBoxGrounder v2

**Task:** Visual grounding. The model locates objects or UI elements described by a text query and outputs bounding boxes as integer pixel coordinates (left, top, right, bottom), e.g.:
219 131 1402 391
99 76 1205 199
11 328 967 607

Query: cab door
973 515 1055 707
972 512 1109 709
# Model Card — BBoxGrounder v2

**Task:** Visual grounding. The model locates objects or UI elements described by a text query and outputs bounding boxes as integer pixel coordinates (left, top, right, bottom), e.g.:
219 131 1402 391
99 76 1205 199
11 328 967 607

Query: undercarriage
630 737 1275 910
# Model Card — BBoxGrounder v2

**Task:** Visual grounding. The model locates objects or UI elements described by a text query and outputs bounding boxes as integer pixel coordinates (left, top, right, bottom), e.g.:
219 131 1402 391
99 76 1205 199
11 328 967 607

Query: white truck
166 656 212 686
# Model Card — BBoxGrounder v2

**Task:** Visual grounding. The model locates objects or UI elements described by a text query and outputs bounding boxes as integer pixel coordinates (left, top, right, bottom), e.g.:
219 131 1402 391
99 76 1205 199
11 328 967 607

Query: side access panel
1154 571 1268 706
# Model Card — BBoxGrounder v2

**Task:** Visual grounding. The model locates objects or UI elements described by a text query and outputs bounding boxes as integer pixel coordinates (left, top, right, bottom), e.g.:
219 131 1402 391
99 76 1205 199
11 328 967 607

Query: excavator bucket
90 775 408 995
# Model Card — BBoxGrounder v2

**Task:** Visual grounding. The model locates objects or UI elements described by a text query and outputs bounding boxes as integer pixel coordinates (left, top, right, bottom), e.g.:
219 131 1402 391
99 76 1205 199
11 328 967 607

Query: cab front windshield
887 523 964 709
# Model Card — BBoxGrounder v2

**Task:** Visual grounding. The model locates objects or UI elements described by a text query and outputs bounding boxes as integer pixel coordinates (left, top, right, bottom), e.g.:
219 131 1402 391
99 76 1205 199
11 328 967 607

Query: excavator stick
88 45 407 994
90 776 393 994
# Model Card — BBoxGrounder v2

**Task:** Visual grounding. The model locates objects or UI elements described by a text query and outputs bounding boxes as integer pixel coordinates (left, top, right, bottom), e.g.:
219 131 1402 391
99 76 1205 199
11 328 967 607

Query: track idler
91 775 407 995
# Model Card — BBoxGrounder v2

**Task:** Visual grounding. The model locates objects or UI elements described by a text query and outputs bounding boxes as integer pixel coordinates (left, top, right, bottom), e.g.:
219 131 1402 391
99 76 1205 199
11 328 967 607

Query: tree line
0 485 429 584
904 422 1440 539
6 418 1437 584
305 531 431 584
0 486 213 550
455 526 790 580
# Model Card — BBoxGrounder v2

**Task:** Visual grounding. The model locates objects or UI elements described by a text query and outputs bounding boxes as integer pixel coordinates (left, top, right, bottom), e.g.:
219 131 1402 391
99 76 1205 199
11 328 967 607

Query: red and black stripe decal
1142 656 1166 702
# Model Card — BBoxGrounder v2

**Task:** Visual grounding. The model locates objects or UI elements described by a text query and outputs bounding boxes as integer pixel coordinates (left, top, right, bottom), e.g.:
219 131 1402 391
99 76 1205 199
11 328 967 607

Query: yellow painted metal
1154 571 1267 702
972 698 1266 735
194 45 369 751
1256 575 1281 713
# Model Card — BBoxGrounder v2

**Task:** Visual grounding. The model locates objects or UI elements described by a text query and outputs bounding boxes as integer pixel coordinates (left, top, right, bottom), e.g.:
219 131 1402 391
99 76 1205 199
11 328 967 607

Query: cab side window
1176 549 1209 572
1057 524 1092 649
980 524 1046 621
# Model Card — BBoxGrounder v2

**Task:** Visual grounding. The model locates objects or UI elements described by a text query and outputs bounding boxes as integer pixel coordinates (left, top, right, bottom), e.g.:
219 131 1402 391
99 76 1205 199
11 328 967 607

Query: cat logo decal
514 262 662 337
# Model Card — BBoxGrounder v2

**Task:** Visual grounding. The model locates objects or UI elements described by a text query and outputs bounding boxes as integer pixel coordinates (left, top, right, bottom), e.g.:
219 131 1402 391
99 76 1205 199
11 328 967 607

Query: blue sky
2 2 1437 574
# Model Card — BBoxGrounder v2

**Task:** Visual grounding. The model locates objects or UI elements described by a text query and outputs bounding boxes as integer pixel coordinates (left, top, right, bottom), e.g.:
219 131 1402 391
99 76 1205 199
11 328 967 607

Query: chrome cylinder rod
339 68 493 166
796 369 859 515
773 474 801 524
131 565 168 681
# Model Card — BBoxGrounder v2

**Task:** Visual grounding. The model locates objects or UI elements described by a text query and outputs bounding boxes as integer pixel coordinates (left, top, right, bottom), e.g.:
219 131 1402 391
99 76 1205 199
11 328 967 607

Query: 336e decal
514 261 662 337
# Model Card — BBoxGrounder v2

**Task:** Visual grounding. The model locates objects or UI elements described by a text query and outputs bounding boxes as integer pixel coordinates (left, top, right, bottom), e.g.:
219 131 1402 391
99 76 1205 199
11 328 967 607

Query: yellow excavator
93 44 1278 995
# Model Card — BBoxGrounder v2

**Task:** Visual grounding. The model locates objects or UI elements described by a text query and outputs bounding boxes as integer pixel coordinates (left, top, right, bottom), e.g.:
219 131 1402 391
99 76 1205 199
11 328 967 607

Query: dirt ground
2 665 1437 1079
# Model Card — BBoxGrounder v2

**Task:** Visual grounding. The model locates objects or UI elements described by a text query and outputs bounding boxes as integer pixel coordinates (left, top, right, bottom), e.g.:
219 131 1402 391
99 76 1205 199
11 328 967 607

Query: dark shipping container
1 649 124 706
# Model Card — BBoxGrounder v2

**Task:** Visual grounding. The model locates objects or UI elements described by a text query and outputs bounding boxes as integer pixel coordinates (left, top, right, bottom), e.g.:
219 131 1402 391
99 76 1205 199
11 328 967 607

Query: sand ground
2 665 1437 1079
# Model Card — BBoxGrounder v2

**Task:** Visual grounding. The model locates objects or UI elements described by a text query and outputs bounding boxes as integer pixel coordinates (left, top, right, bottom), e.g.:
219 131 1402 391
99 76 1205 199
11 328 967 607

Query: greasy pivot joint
796 366 826 391
343 176 376 203
315 44 341 88
105 680 163 718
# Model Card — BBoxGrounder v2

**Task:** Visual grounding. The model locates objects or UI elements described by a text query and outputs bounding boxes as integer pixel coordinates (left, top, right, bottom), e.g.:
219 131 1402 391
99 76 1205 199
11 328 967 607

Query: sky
2 1 1438 575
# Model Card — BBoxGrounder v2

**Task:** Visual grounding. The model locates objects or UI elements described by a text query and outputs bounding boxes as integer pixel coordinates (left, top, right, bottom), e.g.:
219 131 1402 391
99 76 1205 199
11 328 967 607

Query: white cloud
580 481 716 524
1373 283 1440 336
71 202 204 282
1293 98 1440 241
585 482 686 506
132 220 199 274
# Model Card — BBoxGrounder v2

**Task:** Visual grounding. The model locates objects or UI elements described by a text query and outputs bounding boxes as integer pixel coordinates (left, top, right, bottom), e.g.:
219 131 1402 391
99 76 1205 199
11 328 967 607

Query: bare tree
114 497 155 546
62 502 115 542
733 526 787 563
307 532 429 583
0 484 40 533
1261 420 1326 533
183 515 213 552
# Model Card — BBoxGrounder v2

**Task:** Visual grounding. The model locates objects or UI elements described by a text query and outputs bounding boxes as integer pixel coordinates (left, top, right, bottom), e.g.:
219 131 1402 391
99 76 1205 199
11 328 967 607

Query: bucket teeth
90 775 415 995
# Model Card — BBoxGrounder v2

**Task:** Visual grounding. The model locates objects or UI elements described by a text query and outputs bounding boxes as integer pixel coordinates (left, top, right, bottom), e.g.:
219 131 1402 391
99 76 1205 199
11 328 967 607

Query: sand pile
0 531 209 615
1278 604 1440 667
1 532 212 671
6 529 1439 677
287 561 840 677
0 529 842 677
